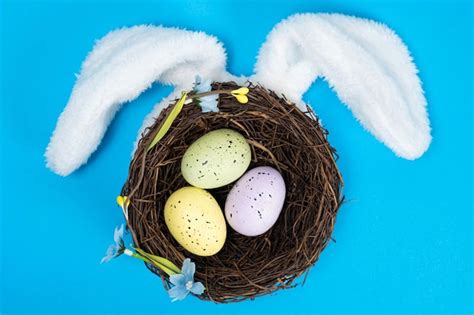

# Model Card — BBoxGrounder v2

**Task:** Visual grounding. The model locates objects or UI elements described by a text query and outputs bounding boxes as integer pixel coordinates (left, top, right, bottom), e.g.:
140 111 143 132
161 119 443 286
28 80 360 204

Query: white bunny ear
46 25 231 176
253 13 431 159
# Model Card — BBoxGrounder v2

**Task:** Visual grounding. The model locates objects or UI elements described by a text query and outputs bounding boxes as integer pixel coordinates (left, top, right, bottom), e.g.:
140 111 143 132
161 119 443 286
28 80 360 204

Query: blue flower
193 75 218 113
100 224 125 263
167 258 205 301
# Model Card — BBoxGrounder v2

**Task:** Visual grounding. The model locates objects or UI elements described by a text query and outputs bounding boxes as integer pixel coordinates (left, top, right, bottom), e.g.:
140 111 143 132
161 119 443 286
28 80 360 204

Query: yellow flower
231 87 249 104
116 195 130 208
117 195 131 220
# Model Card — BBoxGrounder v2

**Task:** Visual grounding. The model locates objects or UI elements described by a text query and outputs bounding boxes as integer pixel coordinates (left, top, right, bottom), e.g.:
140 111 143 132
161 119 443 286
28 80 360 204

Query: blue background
0 0 472 314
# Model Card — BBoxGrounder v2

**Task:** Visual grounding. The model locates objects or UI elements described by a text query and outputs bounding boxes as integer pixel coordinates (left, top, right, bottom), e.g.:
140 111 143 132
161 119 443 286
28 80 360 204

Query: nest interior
121 82 343 303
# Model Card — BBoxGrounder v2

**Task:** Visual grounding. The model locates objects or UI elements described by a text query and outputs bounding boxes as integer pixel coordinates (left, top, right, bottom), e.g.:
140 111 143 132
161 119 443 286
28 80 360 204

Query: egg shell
225 166 286 236
181 129 251 189
164 186 226 256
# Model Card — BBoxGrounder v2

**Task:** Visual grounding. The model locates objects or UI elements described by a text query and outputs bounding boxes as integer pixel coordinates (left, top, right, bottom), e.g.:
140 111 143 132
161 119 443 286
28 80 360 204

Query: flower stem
188 90 232 99
124 248 150 263
124 248 176 276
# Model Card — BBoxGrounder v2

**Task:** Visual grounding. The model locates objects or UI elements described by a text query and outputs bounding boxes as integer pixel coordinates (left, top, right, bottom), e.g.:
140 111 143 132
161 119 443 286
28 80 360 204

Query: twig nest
121 82 343 303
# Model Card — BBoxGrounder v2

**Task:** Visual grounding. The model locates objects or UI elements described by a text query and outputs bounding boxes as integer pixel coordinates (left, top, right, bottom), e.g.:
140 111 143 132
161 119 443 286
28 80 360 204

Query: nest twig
121 82 343 303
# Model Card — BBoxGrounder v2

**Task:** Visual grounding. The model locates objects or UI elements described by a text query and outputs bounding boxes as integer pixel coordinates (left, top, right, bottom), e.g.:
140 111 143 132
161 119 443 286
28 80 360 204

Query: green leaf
147 92 188 151
134 248 181 275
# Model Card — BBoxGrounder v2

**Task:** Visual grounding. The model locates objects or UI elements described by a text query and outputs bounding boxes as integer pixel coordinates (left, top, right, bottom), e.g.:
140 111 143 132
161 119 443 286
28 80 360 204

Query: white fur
45 25 230 176
253 13 431 159
46 14 432 176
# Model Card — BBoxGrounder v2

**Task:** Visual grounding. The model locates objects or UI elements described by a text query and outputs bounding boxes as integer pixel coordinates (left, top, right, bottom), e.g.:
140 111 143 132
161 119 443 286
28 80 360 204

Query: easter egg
225 166 286 236
181 129 251 189
164 186 226 256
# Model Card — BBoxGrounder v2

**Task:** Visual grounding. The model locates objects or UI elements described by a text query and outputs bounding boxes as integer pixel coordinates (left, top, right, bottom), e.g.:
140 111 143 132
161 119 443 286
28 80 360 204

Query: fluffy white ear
253 13 431 159
46 25 231 176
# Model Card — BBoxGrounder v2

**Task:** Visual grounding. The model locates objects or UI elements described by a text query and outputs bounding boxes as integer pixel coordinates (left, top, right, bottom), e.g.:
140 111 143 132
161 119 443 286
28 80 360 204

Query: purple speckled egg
225 166 286 236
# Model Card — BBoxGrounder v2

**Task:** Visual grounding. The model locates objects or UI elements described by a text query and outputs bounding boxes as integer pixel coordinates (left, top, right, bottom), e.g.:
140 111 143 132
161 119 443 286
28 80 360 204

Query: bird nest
120 81 343 303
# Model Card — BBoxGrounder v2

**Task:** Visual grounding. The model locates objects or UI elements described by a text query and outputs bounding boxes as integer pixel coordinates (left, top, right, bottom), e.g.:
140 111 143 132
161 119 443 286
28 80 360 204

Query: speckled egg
225 166 286 236
164 186 226 256
181 129 251 189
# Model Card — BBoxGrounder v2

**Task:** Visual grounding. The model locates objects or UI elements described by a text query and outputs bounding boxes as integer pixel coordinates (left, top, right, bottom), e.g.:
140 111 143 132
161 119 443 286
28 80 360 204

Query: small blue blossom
193 75 218 113
101 224 125 263
167 258 205 301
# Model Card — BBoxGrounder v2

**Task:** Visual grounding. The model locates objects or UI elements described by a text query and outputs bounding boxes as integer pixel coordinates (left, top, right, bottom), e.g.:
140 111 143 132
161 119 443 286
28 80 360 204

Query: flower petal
181 258 195 281
100 254 113 264
100 256 110 264
194 75 202 86
101 244 116 263
194 76 212 94
169 274 187 287
190 281 205 295
234 94 248 104
199 96 219 113
116 196 124 207
123 196 130 208
106 244 117 256
168 285 189 302
231 87 249 95
114 224 124 243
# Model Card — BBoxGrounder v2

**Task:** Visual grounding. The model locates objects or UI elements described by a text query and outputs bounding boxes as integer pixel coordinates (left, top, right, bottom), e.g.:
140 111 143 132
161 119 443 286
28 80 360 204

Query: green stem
124 248 150 263
124 249 176 276
188 89 232 99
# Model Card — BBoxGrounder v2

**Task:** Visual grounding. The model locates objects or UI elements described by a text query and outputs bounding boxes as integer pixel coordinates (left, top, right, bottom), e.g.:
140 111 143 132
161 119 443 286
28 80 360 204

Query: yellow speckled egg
164 186 226 256
181 129 251 189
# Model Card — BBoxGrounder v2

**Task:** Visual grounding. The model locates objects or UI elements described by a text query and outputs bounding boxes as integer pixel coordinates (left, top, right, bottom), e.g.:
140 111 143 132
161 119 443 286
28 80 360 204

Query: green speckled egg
164 186 226 256
181 129 251 189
